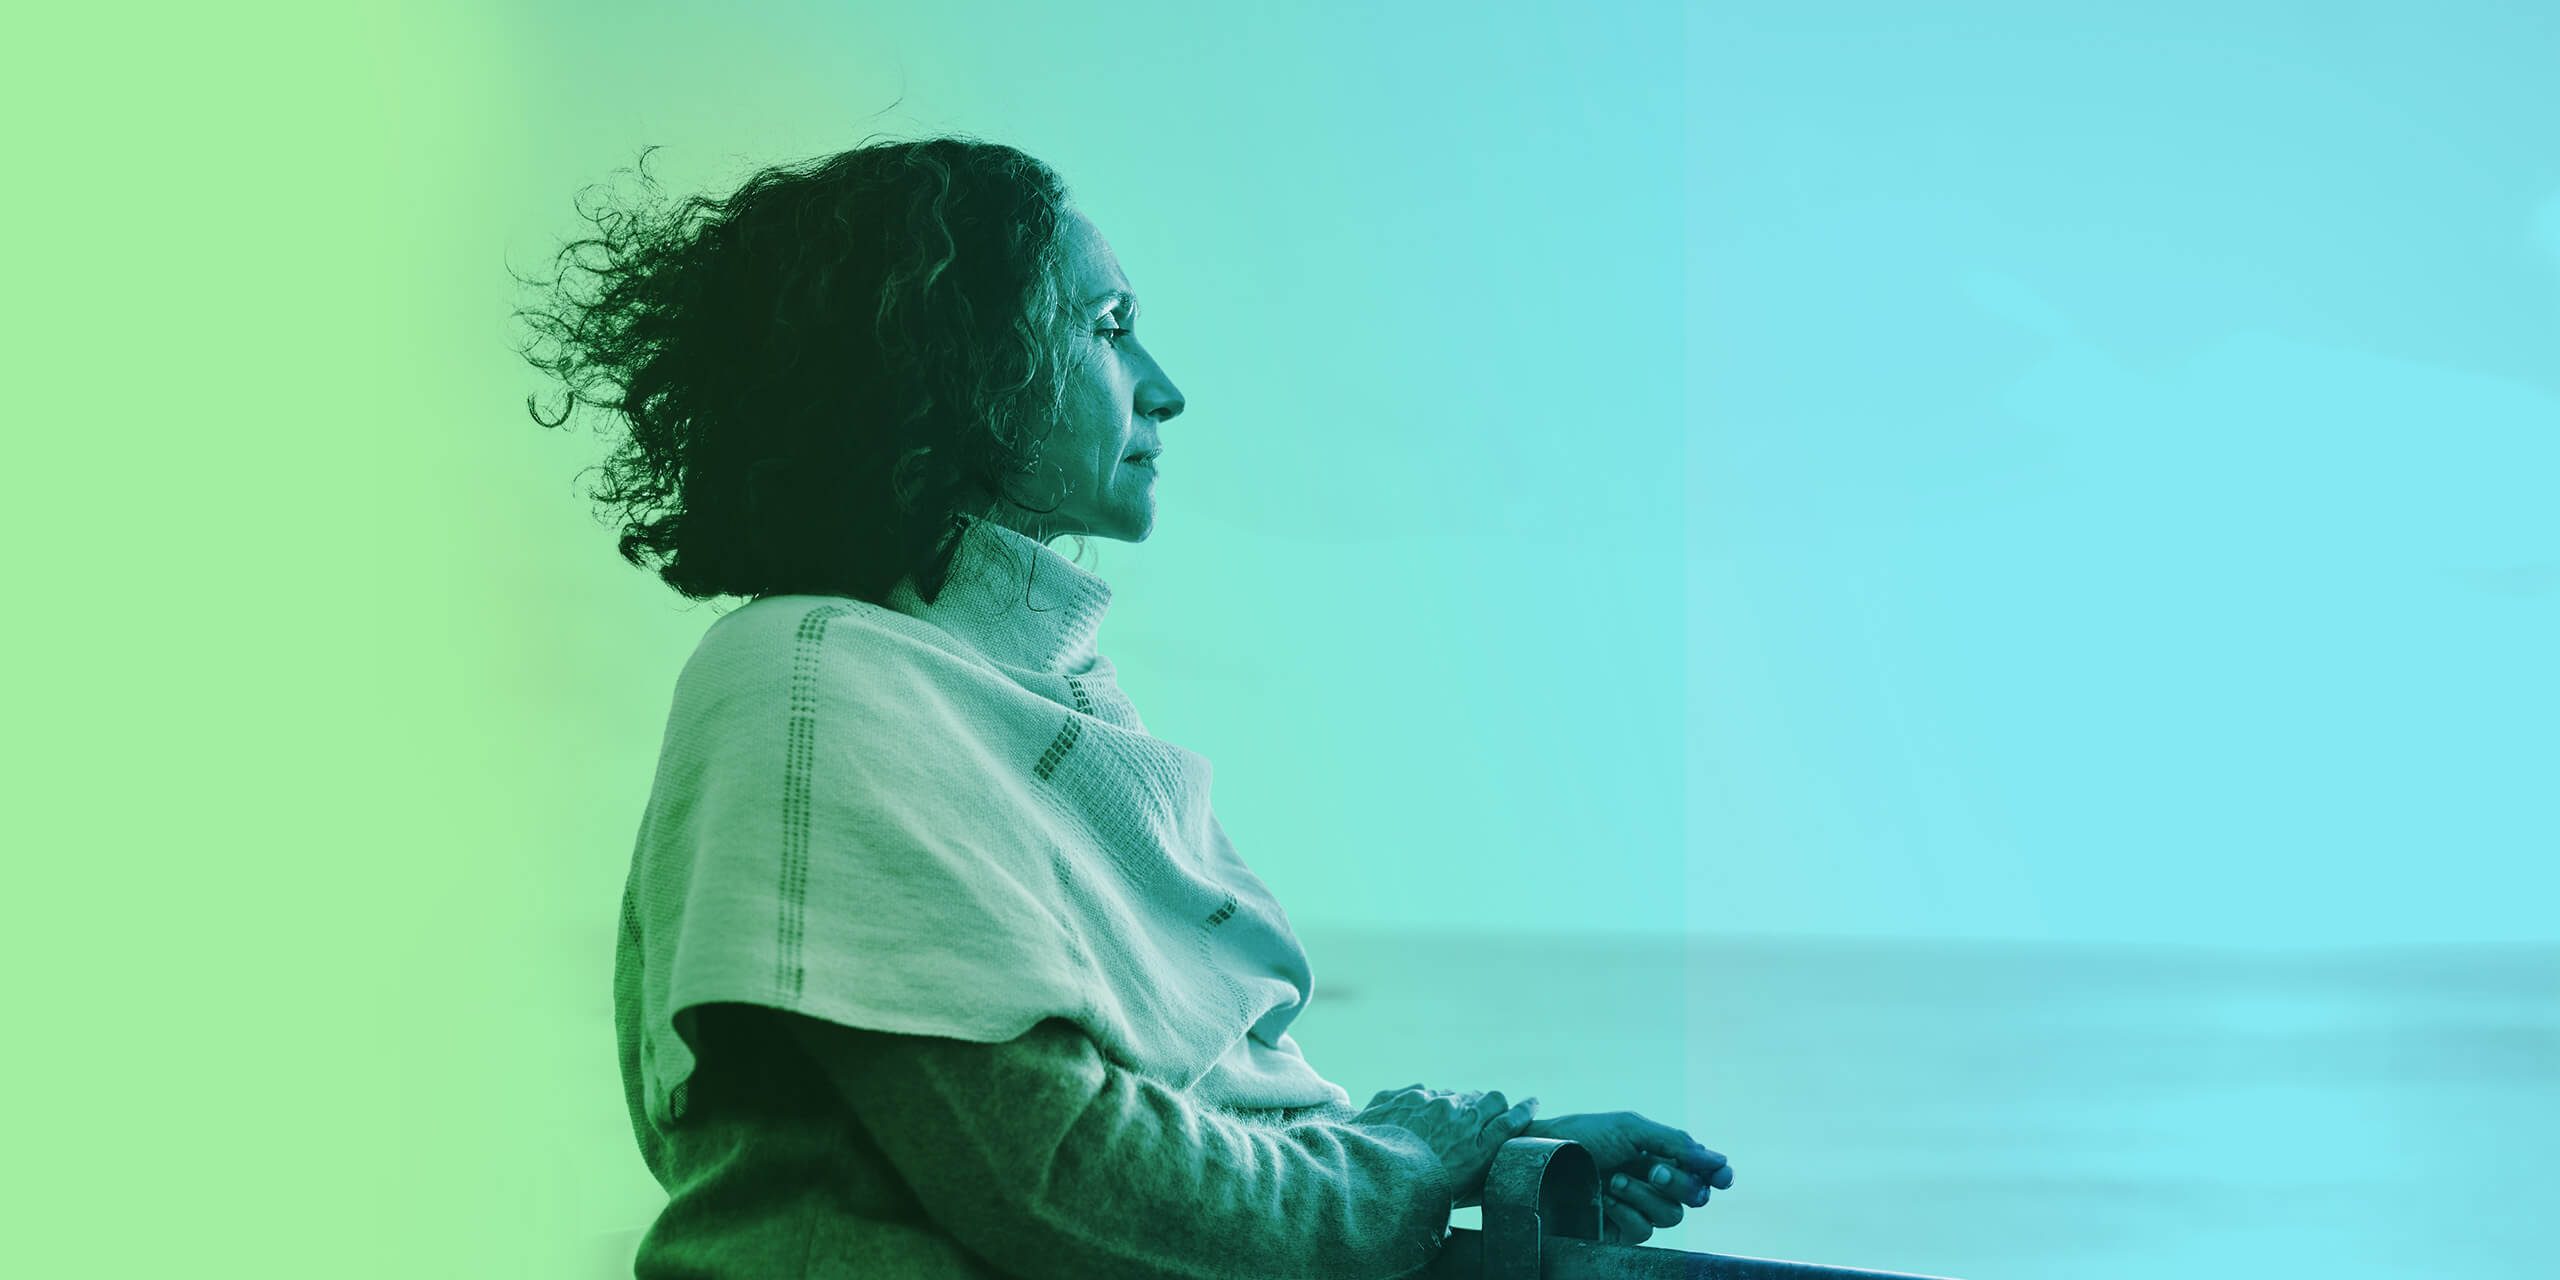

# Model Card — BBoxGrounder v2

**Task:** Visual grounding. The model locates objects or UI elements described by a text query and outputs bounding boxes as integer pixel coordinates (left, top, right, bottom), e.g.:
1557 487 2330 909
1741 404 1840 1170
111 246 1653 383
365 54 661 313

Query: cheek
1075 395 1129 450
1066 375 1120 431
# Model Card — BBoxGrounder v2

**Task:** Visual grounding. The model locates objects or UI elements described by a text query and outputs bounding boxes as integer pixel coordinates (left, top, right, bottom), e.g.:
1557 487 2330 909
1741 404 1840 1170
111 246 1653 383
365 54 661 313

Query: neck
880 514 1113 675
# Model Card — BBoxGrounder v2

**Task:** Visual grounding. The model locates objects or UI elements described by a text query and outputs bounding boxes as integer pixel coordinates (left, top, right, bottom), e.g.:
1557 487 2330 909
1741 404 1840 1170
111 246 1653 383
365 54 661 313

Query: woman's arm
780 1011 1457 1280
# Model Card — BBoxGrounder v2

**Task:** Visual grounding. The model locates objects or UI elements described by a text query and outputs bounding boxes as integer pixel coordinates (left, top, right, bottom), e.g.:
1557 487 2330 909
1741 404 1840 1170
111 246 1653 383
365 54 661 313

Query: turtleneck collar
880 514 1113 676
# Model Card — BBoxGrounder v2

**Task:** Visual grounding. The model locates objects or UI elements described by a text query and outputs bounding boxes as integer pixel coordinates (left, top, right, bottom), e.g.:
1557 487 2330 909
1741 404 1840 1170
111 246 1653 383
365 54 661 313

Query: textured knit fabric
621 1002 1454 1279
616 513 1348 1131
612 513 1451 1276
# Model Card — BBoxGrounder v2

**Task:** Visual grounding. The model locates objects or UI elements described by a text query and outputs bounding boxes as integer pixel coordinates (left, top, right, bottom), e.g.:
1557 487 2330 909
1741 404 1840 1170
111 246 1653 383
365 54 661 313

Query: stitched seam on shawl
780 605 861 1001
1033 716 1083 781
1065 673 1094 719
1198 902 1251 1026
1060 588 1105 671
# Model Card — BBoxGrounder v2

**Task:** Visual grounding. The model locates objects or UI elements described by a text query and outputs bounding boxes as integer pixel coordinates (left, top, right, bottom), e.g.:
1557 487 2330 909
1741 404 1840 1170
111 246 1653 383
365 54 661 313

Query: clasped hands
1353 1085 1733 1246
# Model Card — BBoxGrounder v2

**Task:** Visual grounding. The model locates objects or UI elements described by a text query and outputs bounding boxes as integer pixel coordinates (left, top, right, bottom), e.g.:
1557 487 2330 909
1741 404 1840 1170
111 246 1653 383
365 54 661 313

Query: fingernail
1650 1164 1672 1187
1611 1173 1630 1192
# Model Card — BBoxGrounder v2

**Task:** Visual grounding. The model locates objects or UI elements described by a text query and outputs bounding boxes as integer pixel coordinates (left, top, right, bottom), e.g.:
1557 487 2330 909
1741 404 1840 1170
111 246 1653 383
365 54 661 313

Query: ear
891 445 933 509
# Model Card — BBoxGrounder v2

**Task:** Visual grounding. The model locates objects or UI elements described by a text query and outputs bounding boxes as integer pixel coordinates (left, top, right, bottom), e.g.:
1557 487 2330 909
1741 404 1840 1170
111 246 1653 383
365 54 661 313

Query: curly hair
512 135 1082 605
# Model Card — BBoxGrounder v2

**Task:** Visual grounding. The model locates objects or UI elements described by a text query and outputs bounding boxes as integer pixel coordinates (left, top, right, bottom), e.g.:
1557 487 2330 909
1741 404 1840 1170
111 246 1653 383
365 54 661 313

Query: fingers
1601 1196 1656 1246
1674 1156 1725 1202
1463 1098 1537 1174
1628 1156 1712 1209
1606 1168 1688 1230
1483 1097 1538 1148
1625 1115 1732 1188
1444 1097 1540 1210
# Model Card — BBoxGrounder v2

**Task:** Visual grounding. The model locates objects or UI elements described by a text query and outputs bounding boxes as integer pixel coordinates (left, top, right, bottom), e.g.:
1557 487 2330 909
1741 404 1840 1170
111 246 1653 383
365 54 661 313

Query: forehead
1060 209 1131 300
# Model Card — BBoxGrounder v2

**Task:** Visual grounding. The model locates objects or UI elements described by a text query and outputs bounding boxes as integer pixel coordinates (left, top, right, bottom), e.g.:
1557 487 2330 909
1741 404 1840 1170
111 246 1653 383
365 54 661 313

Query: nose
1135 349 1184 423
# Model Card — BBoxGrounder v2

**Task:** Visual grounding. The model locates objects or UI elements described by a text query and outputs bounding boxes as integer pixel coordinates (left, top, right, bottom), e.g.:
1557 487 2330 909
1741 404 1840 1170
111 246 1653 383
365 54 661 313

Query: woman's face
1001 208 1186 543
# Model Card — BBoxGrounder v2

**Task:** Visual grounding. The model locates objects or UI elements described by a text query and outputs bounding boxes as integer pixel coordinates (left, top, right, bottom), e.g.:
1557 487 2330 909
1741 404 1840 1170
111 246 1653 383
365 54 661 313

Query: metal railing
1425 1138 1960 1280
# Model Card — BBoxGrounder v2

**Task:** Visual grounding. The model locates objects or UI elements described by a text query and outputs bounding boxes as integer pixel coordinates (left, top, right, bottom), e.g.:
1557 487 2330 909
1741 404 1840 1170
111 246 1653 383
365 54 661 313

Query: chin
1108 506 1155 543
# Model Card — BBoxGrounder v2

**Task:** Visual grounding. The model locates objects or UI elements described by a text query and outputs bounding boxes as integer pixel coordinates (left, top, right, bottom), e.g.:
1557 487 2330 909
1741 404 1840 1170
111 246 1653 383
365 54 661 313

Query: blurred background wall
13 1 2553 1275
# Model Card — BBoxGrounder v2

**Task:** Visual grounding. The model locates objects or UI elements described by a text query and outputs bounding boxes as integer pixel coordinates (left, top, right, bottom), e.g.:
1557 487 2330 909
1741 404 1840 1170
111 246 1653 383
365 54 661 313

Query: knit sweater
611 515 1456 1277
622 1004 1457 1278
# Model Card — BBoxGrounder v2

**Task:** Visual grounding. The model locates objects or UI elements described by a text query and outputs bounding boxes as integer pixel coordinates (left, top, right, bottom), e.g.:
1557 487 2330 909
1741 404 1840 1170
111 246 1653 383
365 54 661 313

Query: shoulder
695 593 901 659
664 594 1004 738
681 595 974 686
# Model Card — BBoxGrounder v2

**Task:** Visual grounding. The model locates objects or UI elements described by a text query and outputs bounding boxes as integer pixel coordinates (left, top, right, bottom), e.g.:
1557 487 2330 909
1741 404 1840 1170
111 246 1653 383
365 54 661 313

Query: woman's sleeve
780 1011 1457 1280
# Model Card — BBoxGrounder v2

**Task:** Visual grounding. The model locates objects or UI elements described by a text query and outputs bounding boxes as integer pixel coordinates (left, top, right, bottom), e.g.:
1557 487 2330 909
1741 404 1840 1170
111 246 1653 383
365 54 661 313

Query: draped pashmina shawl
614 515 1349 1132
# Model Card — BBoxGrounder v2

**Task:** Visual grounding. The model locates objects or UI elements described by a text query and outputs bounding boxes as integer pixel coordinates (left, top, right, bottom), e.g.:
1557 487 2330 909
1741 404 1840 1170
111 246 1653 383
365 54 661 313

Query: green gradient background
15 0 2555 1274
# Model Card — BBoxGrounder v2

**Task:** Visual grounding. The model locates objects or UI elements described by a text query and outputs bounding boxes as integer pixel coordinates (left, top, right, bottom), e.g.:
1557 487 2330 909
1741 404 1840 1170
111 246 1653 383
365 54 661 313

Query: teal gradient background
15 1 2553 1276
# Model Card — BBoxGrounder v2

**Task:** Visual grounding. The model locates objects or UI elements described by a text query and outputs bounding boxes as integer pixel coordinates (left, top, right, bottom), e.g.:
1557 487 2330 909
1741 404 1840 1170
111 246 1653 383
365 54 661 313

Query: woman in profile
517 135 1731 1279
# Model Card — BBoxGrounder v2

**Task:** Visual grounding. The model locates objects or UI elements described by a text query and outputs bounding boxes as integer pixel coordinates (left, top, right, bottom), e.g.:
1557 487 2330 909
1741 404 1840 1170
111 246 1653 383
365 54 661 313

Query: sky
468 0 2555 948
1684 3 2559 944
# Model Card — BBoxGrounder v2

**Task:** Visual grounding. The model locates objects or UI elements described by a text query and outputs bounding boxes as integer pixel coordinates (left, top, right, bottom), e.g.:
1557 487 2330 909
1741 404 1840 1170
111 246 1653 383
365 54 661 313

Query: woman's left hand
1520 1111 1733 1245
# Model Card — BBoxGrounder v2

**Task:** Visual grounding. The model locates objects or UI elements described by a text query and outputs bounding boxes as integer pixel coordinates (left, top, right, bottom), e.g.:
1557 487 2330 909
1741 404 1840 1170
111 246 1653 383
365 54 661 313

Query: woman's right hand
1351 1084 1539 1208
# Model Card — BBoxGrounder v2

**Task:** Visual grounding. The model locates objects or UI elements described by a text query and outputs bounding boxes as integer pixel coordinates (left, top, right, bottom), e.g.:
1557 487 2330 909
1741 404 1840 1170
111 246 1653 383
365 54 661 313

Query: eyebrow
1087 289 1142 323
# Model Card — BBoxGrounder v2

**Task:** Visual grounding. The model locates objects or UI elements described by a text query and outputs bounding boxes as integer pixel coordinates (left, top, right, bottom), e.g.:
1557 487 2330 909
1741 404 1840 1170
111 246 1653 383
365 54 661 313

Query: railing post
1431 1137 1968 1280
1476 1137 1601 1280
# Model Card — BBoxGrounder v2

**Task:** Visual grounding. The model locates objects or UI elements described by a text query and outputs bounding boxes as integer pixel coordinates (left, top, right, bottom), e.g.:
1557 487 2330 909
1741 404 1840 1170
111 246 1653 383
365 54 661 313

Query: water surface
1292 931 2560 1279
